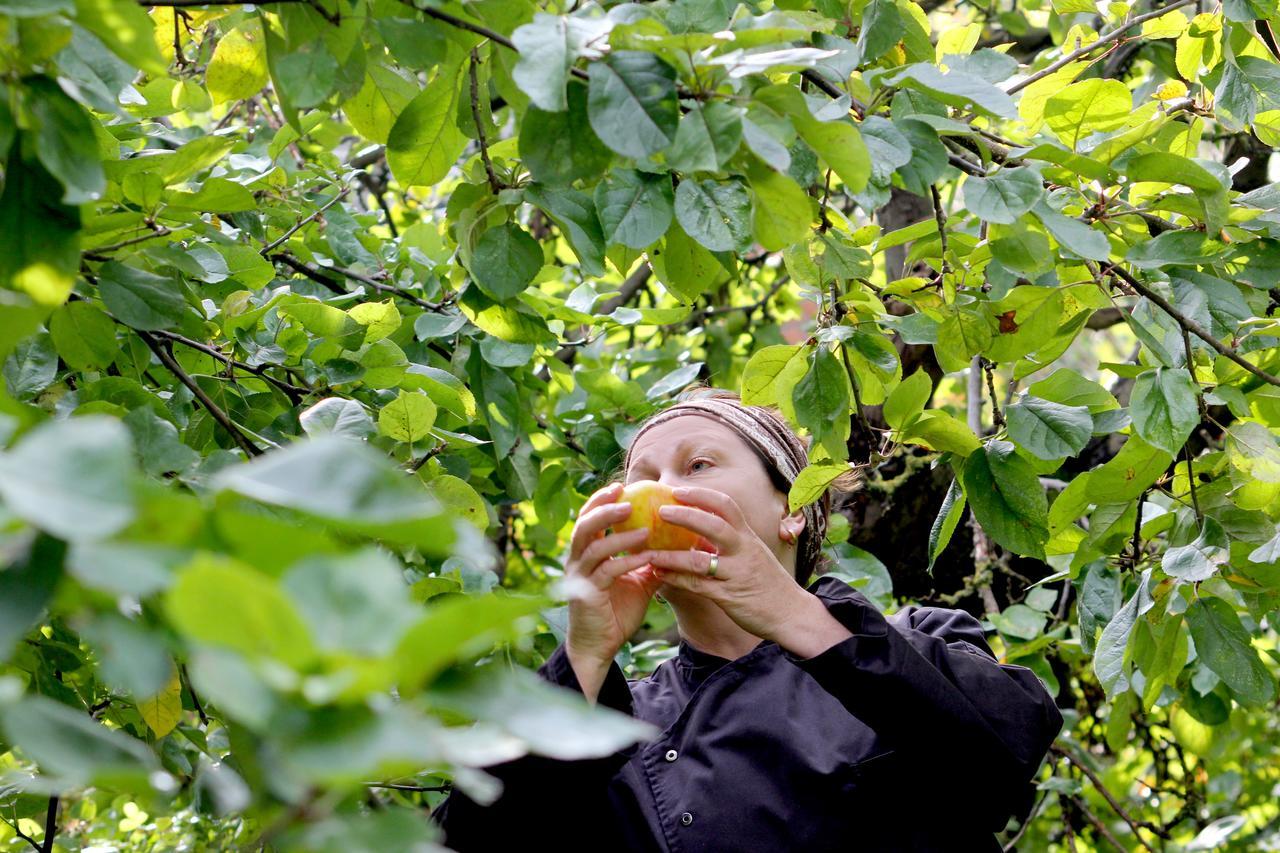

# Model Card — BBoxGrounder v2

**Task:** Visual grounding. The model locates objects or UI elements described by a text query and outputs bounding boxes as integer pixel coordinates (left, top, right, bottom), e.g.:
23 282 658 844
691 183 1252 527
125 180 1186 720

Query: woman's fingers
589 550 655 588
647 549 722 577
568 490 630 561
577 526 650 573
669 485 747 527
656 504 735 552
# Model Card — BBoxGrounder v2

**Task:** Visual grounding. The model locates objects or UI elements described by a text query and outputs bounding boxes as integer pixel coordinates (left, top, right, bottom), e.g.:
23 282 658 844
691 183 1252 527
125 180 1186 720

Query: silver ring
706 554 719 578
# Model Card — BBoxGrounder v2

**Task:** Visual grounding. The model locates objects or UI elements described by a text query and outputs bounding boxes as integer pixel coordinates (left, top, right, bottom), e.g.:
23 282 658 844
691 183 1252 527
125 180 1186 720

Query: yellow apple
613 480 704 551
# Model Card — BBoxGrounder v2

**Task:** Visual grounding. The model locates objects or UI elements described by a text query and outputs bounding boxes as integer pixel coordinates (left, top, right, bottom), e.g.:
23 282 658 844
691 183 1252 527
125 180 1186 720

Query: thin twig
982 357 1005 428
1 812 42 853
1007 0 1197 94
470 49 504 194
1069 794 1128 852
1054 744 1166 848
272 252 446 311
1105 264 1280 388
138 332 263 457
930 184 952 278
180 664 209 727
261 187 350 255
150 330 309 405
408 442 447 473
83 226 173 258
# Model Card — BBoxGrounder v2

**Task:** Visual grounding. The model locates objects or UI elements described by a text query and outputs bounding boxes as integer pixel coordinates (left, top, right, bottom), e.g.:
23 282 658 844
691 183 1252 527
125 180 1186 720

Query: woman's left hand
646 485 816 643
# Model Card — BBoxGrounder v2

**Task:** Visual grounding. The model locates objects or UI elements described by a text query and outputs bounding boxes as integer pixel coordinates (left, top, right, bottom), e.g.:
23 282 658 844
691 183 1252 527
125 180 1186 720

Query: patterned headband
622 397 830 581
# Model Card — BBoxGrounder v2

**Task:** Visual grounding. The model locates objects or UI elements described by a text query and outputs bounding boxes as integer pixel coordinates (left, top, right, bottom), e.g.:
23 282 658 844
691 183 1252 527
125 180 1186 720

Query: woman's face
623 415 805 572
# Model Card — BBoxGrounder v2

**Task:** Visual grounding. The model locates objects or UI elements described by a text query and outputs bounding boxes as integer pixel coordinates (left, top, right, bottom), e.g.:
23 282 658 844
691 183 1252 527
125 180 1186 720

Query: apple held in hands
613 480 708 551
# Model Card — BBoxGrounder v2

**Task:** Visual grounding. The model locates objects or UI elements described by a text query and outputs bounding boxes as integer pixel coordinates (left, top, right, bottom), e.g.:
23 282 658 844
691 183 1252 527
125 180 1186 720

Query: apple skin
614 480 704 551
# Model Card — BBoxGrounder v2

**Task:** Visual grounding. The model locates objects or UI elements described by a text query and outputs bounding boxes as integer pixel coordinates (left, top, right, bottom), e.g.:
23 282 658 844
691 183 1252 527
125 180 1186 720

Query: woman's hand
563 482 667 669
645 485 821 644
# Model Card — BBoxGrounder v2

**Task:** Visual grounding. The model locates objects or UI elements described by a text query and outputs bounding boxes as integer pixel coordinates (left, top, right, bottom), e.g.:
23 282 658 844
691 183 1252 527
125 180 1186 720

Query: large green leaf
674 178 753 253
1005 395 1093 459
1185 596 1276 707
0 416 136 541
1130 367 1200 455
961 439 1049 560
961 167 1043 225
386 59 467 189
594 170 674 250
97 261 189 331
1 694 158 786
586 51 678 159
471 223 544 300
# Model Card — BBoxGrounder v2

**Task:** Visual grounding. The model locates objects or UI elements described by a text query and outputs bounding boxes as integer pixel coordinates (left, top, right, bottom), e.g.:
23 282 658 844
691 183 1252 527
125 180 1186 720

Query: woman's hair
607 382 862 586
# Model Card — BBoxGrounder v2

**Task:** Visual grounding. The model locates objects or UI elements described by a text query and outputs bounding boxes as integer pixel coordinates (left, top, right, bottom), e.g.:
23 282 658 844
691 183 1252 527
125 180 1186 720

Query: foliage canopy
2 0 1280 849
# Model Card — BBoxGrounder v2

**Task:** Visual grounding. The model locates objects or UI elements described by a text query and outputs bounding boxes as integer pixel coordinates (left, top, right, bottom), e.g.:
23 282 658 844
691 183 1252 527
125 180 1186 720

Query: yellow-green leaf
137 671 182 739
378 390 437 443
206 23 269 106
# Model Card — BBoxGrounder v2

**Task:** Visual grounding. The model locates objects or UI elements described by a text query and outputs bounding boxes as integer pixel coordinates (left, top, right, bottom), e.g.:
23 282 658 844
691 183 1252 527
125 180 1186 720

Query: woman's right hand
563 482 666 669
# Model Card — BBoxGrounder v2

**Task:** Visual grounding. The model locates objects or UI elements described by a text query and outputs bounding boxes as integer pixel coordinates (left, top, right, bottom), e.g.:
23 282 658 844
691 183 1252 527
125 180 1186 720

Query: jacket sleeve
782 588 1064 831
429 644 641 851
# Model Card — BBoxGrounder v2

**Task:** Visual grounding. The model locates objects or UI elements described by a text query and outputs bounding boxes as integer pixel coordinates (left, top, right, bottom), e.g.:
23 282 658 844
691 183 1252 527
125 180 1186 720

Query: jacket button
680 812 693 826
665 749 678 762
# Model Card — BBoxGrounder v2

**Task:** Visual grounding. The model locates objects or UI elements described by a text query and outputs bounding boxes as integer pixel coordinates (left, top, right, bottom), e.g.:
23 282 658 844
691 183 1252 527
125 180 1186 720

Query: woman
431 388 1063 852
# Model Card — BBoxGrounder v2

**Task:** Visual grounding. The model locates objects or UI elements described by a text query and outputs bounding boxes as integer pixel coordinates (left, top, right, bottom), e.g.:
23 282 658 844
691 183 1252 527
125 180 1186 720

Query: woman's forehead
627 415 747 465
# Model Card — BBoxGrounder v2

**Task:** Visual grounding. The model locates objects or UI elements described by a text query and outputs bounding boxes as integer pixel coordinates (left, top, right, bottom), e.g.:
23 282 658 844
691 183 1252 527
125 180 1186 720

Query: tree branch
1054 744 1167 849
470 49 504 195
1104 263 1280 387
272 252 448 312
1007 0 1198 94
149 330 310 406
39 797 57 853
138 331 263 457
261 187 350 256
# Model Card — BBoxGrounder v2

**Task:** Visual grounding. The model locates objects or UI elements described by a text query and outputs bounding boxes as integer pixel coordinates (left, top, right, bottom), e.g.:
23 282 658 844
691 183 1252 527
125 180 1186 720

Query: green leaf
961 439 1049 560
886 63 1018 119
26 76 105 205
667 101 743 172
739 344 802 406
299 397 376 439
512 13 607 111
471 223 544 300
73 0 167 75
396 593 548 692
1005 395 1093 459
1 694 157 787
593 170 674 250
3 332 57 401
167 555 317 668
1085 434 1172 502
651 222 723 302
587 51 678 159
344 64 417 145
46 302 114 372
98 260 189 332
386 59 467 190
792 346 850 457
0 534 64 664
1044 78 1133 147
747 160 812 252
674 178 753 253
282 548 422 656
901 410 981 456
0 146 81 307
206 22 269 106
1162 516 1228 582
1185 596 1276 707
961 167 1043 225
524 184 606 277
927 476 966 573
883 369 932 431
1094 569 1154 698
789 461 851 513
378 390 438 443
1033 200 1110 261
1130 367 1200 454
857 0 904 63
279 301 366 349
0 415 135 541
213 436 453 552
520 81 613 184
795 118 870 194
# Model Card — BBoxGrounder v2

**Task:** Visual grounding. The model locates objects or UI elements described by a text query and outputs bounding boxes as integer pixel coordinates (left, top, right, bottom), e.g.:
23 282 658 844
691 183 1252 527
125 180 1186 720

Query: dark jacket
431 575 1064 852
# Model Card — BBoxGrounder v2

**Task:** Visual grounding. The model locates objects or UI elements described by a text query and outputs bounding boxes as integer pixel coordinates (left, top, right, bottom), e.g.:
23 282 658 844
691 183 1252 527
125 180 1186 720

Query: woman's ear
779 510 806 545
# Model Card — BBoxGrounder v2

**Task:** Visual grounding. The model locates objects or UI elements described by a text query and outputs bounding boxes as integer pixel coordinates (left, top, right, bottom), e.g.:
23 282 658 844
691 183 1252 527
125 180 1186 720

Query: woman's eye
689 458 712 472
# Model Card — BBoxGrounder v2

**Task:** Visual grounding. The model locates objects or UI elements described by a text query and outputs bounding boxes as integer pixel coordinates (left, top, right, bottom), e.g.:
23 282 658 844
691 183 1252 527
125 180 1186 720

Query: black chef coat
431 575 1064 852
